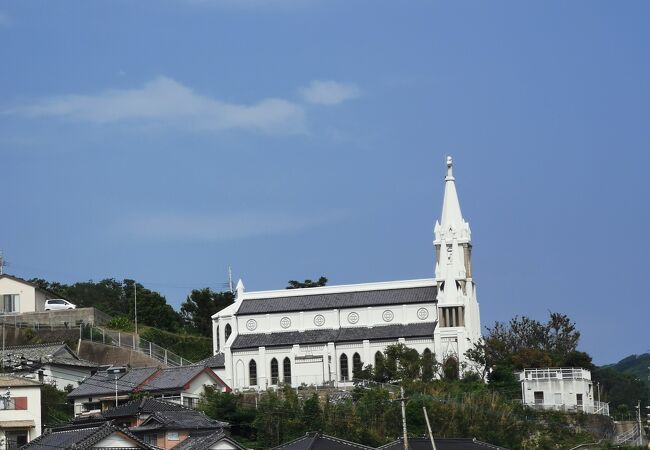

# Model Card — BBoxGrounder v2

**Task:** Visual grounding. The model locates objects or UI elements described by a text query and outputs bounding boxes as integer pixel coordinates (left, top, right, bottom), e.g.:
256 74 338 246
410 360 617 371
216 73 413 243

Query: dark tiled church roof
237 286 437 315
231 322 436 350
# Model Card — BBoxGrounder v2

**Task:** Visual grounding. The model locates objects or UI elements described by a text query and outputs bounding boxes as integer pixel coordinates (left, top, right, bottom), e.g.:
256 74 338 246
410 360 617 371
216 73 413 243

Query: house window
0 398 16 410
1 294 19 313
439 306 465 327
534 391 544 404
352 353 362 377
142 434 158 446
224 324 232 342
270 358 279 385
340 354 349 382
5 431 28 450
167 432 179 441
249 360 257 386
283 357 291 385
183 397 197 409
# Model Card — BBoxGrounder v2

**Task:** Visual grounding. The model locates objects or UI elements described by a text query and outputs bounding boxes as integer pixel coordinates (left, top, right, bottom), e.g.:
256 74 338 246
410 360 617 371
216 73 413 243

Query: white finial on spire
446 156 454 180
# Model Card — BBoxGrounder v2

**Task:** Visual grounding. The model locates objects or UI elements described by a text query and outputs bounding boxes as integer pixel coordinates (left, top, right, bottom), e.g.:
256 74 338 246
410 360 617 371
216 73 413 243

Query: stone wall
0 307 110 327
76 340 162 368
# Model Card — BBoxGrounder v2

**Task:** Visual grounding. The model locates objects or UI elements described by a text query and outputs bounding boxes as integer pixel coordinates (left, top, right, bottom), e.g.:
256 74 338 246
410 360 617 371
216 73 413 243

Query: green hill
605 353 650 386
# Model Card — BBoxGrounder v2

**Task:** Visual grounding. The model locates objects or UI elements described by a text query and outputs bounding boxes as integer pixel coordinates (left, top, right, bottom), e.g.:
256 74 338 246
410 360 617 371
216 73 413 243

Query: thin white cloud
117 210 344 241
6 76 305 134
299 80 360 106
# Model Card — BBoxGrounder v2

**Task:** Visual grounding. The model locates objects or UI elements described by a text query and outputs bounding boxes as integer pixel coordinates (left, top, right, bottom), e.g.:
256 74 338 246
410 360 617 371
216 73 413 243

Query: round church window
347 312 359 324
314 314 325 327
382 310 394 322
417 308 429 320
246 319 257 331
280 317 291 329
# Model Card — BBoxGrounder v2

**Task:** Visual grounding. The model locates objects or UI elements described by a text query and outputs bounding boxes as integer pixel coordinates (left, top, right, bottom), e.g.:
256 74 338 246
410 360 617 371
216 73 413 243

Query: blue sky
1 1 648 364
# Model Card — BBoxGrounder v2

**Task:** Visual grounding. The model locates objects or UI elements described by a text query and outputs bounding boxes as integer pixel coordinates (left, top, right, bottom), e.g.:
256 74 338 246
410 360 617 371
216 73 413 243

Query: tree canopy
180 288 234 336
286 276 328 289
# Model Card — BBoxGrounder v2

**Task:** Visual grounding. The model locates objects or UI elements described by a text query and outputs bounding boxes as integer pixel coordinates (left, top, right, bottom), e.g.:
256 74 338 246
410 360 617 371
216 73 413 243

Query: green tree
286 276 328 289
180 288 234 336
41 385 73 427
125 279 181 331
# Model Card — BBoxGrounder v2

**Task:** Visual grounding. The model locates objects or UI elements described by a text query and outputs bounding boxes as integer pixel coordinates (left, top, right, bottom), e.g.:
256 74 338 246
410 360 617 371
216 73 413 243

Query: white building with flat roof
212 157 482 390
518 368 609 415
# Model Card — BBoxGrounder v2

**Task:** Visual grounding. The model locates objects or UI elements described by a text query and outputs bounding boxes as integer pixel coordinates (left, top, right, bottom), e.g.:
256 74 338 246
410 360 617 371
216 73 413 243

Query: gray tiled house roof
23 422 156 450
272 432 374 450
67 367 158 398
130 410 228 432
103 397 190 419
141 365 210 392
171 430 247 450
231 322 436 350
198 353 225 369
237 286 437 315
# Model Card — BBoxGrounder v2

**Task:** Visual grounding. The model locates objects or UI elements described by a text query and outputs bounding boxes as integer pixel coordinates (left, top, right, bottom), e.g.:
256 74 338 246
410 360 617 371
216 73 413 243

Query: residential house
1 342 98 390
69 365 230 416
170 430 247 450
129 410 228 449
518 367 609 415
22 422 157 450
0 375 42 449
0 275 60 314
273 434 508 450
212 158 482 390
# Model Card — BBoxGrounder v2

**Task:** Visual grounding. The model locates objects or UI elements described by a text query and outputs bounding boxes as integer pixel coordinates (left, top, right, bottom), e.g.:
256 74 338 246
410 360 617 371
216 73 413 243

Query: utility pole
636 400 643 447
399 386 409 450
228 266 234 294
134 281 138 335
423 406 437 450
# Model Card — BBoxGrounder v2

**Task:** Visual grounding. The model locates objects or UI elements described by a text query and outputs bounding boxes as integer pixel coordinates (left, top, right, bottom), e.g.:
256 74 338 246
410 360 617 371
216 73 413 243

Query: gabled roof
171 430 248 450
0 274 64 299
103 397 190 419
0 375 41 387
23 422 157 450
141 365 210 392
69 364 228 398
67 367 159 398
377 438 508 450
273 432 375 450
237 283 437 315
198 353 225 369
231 322 436 350
130 410 228 432
1 342 98 369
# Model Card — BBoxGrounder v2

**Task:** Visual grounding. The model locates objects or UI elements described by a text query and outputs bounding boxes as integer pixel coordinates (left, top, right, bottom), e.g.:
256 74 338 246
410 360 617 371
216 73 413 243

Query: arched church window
216 325 220 351
375 351 384 368
422 348 434 381
283 357 291 385
270 358 279 385
340 354 349 382
352 353 362 378
224 324 232 342
249 360 257 386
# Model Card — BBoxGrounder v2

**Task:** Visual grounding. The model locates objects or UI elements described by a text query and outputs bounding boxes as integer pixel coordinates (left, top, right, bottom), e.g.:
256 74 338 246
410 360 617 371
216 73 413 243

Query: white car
44 299 76 311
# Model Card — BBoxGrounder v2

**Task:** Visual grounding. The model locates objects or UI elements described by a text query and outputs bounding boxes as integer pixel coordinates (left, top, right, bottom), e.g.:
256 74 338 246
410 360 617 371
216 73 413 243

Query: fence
81 325 191 367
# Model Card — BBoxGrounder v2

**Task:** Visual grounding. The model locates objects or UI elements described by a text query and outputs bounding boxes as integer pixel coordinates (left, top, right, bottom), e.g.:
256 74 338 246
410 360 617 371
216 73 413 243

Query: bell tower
433 156 481 368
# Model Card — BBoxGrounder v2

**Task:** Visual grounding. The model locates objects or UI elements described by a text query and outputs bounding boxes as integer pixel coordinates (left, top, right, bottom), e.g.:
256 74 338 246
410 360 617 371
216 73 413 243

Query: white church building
211 157 482 390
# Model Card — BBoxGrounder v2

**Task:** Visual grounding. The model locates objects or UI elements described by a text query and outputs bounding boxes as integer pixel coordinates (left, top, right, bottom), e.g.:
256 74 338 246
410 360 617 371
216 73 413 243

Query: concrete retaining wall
77 340 162 368
0 307 110 327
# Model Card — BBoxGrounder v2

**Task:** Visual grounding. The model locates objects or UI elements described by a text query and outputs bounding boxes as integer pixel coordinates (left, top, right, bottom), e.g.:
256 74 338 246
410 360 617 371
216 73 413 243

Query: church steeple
434 156 473 302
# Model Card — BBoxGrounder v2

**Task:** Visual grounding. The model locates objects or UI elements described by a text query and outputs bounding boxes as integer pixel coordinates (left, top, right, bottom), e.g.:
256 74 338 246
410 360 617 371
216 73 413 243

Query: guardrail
81 326 191 367
524 401 609 416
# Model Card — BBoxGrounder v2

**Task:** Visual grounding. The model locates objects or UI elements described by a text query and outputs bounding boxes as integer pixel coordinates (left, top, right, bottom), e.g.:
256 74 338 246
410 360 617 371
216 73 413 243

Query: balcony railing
519 367 591 381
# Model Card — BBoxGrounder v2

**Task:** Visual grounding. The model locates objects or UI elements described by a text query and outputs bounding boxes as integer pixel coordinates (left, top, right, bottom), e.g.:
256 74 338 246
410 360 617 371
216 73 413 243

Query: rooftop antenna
228 266 234 294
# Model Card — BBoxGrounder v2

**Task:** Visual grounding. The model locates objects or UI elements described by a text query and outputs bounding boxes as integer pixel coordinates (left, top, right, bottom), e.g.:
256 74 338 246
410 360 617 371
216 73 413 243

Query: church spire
440 156 465 233
434 156 472 285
